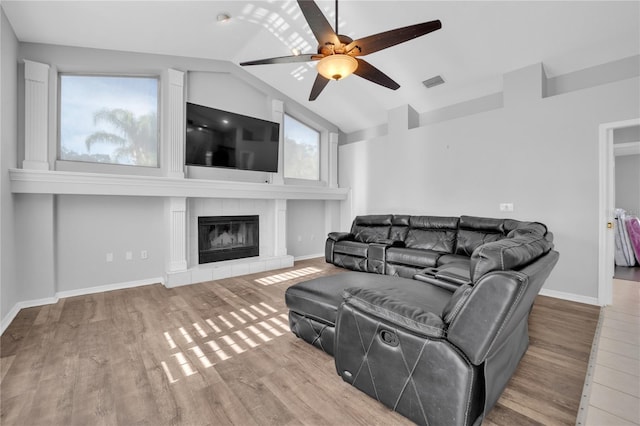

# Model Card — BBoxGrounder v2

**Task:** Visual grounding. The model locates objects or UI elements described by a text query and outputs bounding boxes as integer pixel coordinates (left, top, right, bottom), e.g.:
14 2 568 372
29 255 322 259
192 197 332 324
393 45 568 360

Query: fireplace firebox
198 215 259 264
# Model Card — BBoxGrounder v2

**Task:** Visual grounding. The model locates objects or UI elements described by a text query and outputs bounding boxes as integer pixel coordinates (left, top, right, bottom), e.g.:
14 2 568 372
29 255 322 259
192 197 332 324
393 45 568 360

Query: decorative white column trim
23 60 50 170
274 199 287 256
166 69 185 178
168 197 188 271
271 99 285 185
329 132 339 188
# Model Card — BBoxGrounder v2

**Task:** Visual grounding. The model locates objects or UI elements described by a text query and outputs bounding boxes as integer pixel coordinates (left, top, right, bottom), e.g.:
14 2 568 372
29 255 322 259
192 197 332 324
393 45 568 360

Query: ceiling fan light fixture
317 54 358 81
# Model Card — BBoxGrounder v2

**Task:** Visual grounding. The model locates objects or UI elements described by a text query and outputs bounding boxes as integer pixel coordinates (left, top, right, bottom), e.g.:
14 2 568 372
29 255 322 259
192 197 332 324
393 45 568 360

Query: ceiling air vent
422 75 445 89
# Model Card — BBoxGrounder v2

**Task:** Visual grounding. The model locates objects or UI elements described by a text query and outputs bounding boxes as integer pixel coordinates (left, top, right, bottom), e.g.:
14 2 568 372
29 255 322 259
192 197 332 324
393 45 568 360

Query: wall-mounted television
185 102 280 173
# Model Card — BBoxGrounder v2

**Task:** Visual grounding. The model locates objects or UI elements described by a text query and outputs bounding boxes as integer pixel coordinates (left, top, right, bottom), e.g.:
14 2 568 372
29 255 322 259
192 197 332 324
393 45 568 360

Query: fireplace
198 215 259 264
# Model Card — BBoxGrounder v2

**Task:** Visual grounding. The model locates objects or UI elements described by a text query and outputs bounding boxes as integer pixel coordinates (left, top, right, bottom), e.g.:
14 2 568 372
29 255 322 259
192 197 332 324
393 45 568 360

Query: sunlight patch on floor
255 267 321 285
160 300 289 384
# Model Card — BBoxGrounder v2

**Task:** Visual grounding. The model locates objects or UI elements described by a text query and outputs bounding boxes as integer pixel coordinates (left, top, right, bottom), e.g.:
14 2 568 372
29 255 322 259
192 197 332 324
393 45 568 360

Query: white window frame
56 73 161 173
283 112 327 186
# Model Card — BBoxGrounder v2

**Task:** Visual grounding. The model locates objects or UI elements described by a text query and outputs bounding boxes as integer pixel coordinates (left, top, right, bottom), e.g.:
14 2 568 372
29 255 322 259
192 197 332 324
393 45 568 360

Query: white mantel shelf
9 169 349 200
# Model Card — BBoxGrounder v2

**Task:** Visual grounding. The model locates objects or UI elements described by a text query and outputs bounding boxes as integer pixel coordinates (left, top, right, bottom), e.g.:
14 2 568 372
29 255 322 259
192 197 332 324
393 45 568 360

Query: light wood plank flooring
581 279 640 425
1 258 599 425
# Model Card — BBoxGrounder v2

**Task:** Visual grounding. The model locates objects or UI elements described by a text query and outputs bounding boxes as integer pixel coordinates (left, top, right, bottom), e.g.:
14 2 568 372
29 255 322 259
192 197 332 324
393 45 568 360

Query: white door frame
598 118 640 306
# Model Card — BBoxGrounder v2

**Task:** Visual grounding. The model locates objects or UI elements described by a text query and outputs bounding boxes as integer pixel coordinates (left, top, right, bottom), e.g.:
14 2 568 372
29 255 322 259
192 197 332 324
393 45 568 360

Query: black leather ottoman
285 271 451 356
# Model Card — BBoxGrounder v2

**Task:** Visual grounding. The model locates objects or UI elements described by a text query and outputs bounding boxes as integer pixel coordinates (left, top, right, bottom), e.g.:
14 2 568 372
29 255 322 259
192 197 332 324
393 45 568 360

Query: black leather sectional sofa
325 214 552 281
285 214 558 426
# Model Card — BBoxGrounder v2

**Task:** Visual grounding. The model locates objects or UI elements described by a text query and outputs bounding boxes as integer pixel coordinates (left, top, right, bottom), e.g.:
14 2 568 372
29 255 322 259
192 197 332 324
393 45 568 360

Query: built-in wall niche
198 215 259 264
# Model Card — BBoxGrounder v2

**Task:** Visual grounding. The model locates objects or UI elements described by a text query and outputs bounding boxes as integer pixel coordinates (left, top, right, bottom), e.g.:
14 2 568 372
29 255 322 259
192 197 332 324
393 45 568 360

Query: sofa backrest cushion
404 216 459 253
351 214 393 243
390 215 410 241
455 216 508 256
469 233 554 281
504 220 548 238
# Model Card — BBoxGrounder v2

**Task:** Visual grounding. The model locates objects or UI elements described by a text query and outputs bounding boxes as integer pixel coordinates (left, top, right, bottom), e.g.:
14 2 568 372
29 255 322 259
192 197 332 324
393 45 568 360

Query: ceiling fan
240 0 442 101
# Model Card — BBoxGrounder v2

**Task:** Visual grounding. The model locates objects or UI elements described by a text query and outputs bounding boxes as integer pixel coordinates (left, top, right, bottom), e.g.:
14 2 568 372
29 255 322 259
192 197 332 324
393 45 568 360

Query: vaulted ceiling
3 1 639 133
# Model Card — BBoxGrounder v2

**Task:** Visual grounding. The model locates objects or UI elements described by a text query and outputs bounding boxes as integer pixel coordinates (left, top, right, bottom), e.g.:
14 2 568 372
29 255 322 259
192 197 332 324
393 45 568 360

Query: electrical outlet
141 250 148 260
125 251 133 261
499 203 514 212
106 252 113 262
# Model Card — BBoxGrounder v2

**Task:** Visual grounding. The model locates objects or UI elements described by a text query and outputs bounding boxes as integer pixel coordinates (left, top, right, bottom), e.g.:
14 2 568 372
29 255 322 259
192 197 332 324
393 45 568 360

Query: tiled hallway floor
582 279 640 425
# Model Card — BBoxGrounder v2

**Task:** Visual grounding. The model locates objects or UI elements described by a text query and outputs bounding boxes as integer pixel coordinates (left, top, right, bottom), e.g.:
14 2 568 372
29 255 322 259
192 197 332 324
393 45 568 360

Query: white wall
1 9 19 324
55 195 166 292
615 154 640 216
339 63 640 301
286 200 327 258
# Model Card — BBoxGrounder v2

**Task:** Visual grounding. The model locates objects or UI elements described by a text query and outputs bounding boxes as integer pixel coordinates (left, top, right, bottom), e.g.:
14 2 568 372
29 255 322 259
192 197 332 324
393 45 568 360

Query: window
284 114 320 180
59 75 159 167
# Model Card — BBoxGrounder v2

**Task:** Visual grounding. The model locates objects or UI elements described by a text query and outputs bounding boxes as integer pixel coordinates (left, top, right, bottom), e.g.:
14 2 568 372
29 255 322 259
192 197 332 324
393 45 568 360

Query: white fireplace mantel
9 168 349 201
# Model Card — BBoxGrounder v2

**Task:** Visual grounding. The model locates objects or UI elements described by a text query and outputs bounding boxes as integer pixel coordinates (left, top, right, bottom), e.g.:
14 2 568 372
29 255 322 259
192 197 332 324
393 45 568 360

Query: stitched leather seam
306 316 327 351
394 336 430 425
350 309 381 402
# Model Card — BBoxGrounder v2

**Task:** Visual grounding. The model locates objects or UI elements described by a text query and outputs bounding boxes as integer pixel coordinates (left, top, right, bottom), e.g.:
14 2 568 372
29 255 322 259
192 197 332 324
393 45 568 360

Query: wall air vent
422 75 445 89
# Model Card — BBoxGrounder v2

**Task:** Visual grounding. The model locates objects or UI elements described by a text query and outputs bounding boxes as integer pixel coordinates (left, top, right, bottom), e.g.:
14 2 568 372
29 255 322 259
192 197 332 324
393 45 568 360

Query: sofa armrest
470 233 553 282
447 250 559 365
327 232 353 242
341 287 446 338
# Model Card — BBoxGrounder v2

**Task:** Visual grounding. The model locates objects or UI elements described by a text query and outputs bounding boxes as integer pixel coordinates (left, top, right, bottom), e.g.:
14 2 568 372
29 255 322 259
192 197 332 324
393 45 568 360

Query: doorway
598 118 640 305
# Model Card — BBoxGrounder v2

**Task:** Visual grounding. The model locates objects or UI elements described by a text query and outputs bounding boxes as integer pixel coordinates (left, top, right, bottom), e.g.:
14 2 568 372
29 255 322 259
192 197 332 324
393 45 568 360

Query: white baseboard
1 296 59 335
1 277 164 335
539 288 600 306
293 253 324 261
55 277 164 299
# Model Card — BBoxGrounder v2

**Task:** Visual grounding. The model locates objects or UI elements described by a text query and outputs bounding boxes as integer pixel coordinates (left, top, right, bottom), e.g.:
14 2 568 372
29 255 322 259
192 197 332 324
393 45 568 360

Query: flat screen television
185 102 280 173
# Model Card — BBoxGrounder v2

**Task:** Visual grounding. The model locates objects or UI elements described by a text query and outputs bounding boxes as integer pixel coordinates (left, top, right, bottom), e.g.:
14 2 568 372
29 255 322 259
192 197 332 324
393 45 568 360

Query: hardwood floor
1 258 600 425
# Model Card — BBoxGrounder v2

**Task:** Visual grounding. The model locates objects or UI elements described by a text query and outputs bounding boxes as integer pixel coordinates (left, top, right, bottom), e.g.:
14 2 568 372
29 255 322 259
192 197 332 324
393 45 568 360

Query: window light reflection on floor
255 267 321 285
160 300 291 384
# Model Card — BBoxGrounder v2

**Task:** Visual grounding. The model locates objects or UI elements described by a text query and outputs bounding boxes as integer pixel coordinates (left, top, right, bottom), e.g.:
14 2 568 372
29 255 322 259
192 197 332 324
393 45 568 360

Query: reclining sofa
285 214 558 426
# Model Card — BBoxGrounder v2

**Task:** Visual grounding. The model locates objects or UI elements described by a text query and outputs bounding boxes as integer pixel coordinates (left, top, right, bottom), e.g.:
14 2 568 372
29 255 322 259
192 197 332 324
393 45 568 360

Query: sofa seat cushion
285 272 425 325
386 247 440 268
333 241 368 257
437 253 471 267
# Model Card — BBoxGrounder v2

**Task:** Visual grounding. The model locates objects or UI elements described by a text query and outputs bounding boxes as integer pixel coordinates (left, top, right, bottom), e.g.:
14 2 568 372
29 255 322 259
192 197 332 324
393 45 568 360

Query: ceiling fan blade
297 0 340 46
240 54 317 66
309 73 330 101
346 20 441 56
354 59 400 90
